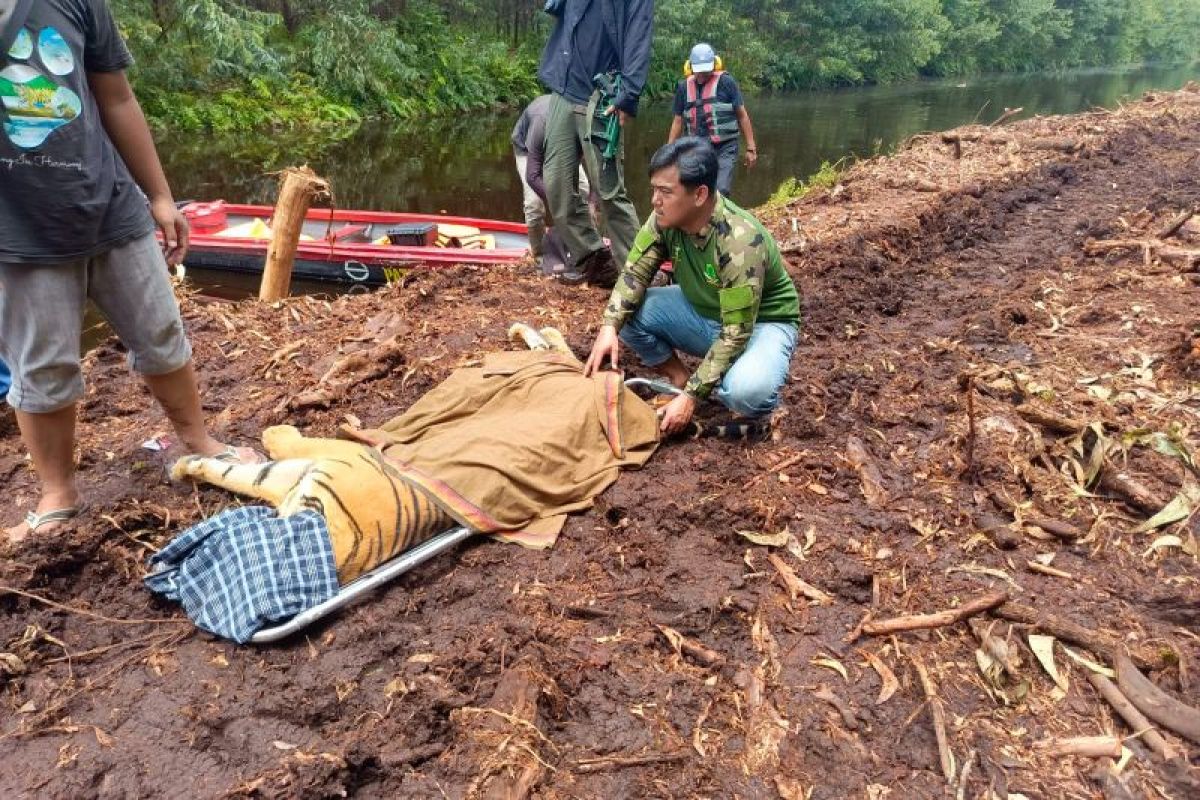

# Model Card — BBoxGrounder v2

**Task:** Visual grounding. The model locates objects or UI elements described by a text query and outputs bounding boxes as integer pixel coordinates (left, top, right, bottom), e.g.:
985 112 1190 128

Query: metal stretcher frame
249 376 679 644
250 526 475 643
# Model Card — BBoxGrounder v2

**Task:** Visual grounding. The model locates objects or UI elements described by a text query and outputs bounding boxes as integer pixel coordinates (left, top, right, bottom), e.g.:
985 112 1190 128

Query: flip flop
23 506 83 533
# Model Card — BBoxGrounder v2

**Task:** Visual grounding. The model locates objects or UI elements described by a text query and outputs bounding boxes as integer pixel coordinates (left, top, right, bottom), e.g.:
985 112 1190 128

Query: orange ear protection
682 55 724 76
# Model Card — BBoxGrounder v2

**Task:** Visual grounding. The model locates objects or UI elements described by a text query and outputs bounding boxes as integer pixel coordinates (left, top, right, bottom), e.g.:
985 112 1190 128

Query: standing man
667 43 758 199
538 0 653 288
0 0 260 544
511 93 593 267
583 137 799 435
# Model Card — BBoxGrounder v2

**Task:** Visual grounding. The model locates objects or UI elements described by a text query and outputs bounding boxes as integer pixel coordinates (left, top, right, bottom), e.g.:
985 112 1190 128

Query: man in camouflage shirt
583 137 800 435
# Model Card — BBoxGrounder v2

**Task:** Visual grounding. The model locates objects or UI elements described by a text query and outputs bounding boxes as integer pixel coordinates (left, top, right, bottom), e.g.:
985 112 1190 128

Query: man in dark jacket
537 0 653 287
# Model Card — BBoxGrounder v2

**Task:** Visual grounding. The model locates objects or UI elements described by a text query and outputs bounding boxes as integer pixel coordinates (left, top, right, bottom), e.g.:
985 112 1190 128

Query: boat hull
177 203 530 287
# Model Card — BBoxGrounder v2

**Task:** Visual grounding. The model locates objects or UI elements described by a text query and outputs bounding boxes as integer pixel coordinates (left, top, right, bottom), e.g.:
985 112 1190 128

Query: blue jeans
619 286 797 418
0 358 9 398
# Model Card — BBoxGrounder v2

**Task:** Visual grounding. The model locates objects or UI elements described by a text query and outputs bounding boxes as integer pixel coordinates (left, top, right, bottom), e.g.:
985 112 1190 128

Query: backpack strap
0 0 34 55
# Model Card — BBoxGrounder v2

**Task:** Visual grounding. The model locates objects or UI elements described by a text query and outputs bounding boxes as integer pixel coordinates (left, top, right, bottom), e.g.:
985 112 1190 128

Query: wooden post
259 166 329 302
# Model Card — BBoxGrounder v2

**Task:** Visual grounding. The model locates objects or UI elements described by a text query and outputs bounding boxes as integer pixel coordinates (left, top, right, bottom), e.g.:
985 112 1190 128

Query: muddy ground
2 88 1199 799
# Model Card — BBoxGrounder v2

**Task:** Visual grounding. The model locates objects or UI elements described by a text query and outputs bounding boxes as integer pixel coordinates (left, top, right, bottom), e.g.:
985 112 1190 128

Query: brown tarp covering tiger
343 350 661 548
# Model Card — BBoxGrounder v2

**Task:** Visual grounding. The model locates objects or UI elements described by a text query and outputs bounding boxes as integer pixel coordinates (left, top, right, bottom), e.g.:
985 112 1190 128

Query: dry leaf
92 727 115 748
1142 534 1183 557
1133 483 1200 533
406 653 436 664
860 650 899 705
810 655 849 681
693 700 712 758
657 625 685 657
1028 634 1068 692
1060 645 1115 678
737 528 791 547
272 740 298 750
753 613 782 681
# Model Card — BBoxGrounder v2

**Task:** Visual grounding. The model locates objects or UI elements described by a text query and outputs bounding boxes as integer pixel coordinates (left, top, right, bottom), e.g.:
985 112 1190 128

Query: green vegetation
113 0 1200 132
766 159 846 206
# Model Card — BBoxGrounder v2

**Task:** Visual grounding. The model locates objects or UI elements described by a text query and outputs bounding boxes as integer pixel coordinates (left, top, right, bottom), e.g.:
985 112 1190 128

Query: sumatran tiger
170 425 453 584
169 324 571 583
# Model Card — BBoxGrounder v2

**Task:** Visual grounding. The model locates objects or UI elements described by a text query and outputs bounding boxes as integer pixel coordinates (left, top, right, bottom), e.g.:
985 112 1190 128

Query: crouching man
583 137 800 434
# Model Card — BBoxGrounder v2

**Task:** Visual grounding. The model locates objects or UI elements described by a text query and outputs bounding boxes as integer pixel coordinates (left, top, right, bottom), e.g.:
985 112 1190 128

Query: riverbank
2 87 1199 797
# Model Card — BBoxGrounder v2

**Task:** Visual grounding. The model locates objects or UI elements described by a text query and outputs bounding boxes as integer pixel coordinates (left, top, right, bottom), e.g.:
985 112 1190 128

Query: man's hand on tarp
584 324 621 376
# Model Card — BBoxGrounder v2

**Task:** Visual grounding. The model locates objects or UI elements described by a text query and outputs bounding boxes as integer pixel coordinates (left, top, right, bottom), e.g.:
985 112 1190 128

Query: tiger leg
538 327 577 359
262 425 372 462
170 454 314 507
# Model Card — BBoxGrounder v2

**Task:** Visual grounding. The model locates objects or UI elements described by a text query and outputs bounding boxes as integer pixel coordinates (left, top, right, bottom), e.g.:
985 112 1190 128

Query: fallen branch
768 554 834 605
989 107 1024 127
574 751 688 773
812 685 858 730
1084 238 1200 269
1098 470 1167 515
281 336 406 412
1086 672 1179 761
1026 560 1073 580
989 489 1090 541
913 658 955 784
1015 403 1087 434
975 511 1020 550
656 625 724 668
450 660 551 800
845 435 889 509
1033 735 1122 758
0 585 188 627
1115 653 1200 745
861 590 1008 637
1030 138 1082 153
992 603 1163 670
1155 206 1196 240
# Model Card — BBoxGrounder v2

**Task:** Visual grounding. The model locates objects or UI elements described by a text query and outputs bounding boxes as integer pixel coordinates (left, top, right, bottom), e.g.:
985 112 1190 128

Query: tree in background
110 0 1200 131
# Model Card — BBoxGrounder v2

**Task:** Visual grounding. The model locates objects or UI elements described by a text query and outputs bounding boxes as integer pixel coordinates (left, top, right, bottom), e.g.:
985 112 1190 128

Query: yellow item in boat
435 222 486 249
213 218 315 241
372 235 391 246
216 218 272 239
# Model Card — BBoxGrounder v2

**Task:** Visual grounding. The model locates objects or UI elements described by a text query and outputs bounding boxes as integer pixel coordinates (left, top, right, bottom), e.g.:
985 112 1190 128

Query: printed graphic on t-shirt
1 27 82 148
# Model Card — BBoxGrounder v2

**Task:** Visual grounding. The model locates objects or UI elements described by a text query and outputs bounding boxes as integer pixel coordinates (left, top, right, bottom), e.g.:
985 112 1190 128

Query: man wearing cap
537 0 654 288
668 43 758 198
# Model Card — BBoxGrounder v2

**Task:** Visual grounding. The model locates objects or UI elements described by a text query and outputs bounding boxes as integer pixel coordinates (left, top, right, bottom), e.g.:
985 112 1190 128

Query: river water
159 63 1200 225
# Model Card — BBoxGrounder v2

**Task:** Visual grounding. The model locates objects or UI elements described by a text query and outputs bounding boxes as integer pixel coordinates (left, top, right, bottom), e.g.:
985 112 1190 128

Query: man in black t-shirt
0 0 261 545
668 43 758 198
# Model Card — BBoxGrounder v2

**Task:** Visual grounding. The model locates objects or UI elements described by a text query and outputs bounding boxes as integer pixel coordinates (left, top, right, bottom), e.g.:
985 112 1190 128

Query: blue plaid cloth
145 506 339 643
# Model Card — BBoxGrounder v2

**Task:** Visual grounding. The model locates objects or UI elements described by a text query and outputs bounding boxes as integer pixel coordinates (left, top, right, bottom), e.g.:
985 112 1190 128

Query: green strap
600 74 622 160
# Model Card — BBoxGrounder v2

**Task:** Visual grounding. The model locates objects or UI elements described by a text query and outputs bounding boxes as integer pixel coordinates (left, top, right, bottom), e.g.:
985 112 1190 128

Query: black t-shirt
0 0 153 263
672 73 743 138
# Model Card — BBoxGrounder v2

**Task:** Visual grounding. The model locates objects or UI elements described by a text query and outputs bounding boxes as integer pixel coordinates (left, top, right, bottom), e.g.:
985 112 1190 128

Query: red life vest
683 72 740 144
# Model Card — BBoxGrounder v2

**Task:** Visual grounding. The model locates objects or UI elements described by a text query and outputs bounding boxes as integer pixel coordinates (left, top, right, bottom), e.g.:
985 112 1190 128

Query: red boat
175 201 530 287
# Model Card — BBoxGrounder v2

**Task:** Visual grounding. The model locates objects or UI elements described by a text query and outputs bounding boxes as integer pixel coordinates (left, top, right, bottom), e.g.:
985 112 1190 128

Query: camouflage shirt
602 195 800 399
